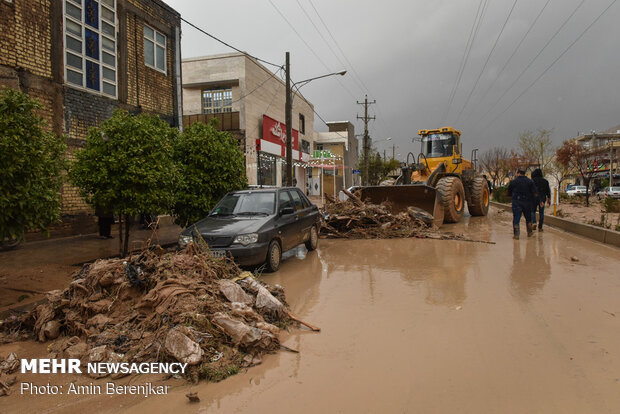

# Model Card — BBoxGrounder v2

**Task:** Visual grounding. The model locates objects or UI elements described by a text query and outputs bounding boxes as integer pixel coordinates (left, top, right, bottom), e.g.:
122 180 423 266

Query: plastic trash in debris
295 246 307 260
210 351 224 362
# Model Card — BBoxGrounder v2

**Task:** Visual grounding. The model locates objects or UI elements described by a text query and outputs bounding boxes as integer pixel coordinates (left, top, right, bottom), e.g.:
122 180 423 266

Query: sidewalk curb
490 201 620 248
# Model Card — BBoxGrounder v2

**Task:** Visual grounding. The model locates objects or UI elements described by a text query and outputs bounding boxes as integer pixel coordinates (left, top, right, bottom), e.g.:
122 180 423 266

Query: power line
474 0 552 112
472 0 586 130
294 0 365 96
443 0 489 124
268 0 358 101
481 0 618 130
178 16 281 69
231 66 284 105
455 0 519 124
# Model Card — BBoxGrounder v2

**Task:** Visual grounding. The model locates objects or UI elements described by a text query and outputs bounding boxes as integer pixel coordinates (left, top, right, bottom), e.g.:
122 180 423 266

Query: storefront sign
313 150 333 158
259 115 300 160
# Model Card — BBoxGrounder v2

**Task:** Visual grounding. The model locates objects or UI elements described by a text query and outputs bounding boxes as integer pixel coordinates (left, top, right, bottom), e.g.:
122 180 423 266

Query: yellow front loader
358 127 489 225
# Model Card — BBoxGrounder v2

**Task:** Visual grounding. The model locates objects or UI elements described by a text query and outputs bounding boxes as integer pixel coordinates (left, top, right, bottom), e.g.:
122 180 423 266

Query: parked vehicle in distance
178 187 320 272
607 186 620 199
566 185 587 196
596 187 610 199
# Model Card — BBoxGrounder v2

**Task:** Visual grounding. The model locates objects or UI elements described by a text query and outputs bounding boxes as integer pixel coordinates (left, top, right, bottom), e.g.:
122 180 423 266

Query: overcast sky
166 0 620 160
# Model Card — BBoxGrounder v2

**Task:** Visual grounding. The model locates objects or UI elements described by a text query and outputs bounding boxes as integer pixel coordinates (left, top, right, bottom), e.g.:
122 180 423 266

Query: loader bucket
357 184 444 227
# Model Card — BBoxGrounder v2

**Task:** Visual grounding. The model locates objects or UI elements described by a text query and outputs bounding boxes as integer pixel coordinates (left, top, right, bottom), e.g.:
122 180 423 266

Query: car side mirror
280 206 295 215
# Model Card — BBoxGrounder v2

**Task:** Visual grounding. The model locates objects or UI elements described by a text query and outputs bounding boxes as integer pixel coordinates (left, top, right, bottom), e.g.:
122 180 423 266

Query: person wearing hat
507 169 539 239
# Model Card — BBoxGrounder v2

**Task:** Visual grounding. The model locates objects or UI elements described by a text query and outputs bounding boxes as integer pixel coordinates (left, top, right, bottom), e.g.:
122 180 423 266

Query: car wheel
265 240 281 272
305 225 318 251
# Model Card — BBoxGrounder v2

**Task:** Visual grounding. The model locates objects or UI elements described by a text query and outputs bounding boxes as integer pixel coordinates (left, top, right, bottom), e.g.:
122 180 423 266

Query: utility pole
285 52 292 187
392 144 395 160
357 95 375 185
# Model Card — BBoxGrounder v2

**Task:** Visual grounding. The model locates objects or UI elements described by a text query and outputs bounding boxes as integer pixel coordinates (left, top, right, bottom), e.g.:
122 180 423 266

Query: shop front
257 115 309 189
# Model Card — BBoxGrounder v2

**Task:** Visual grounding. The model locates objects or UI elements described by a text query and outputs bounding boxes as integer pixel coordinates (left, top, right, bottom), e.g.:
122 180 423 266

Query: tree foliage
70 109 180 255
359 151 401 185
0 87 66 242
173 121 247 226
518 128 553 173
479 147 510 187
556 139 599 206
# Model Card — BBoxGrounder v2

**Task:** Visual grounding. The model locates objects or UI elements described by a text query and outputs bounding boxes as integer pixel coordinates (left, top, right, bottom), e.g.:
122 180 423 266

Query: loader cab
418 127 461 159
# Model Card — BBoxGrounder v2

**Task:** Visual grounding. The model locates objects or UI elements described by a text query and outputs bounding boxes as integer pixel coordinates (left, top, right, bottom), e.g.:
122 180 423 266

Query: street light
285 51 346 187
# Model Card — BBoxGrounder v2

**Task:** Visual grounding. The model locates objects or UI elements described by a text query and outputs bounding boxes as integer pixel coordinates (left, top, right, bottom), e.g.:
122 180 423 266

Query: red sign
262 115 299 157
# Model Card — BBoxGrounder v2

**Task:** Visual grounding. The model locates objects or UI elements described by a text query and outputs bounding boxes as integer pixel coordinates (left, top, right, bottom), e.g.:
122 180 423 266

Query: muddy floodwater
3 209 620 413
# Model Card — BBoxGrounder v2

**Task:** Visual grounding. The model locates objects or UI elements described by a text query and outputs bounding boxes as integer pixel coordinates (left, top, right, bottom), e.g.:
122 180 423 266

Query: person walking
95 205 114 239
530 168 551 231
507 169 539 239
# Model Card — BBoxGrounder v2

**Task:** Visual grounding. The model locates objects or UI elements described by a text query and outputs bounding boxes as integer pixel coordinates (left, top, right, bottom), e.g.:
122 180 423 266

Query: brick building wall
0 0 181 238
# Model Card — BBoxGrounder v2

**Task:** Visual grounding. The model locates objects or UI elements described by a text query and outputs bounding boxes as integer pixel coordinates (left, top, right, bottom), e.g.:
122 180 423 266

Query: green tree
173 120 247 226
359 151 400 185
0 87 66 247
70 109 180 256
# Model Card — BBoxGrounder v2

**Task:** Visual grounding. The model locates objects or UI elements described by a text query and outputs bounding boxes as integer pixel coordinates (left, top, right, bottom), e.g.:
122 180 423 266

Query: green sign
313 150 333 158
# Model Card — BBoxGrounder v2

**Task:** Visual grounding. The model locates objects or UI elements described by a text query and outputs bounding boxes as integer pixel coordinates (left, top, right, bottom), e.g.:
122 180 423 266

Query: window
301 139 310 154
64 0 117 97
288 190 303 211
144 24 166 73
299 114 305 134
279 191 293 210
202 88 232 114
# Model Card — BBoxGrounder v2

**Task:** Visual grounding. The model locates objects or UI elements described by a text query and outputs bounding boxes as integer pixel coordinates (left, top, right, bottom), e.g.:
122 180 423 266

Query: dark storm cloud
167 0 620 158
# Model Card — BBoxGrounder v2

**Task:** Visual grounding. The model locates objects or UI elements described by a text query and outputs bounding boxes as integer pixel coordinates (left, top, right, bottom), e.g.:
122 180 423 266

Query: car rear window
611 187 620 191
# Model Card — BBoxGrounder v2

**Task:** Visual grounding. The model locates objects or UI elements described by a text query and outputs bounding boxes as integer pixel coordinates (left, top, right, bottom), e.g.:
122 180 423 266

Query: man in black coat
530 168 551 231
507 169 539 239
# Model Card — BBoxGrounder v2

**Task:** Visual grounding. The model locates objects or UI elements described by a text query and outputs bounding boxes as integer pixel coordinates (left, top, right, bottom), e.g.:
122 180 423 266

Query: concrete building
310 121 359 197
0 0 182 236
182 52 315 190
574 126 620 186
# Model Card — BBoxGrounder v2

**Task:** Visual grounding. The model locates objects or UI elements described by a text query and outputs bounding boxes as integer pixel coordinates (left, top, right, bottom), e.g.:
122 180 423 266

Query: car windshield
421 133 456 158
211 192 275 216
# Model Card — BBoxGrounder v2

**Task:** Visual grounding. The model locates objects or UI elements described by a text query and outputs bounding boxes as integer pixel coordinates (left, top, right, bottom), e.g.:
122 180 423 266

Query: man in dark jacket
530 168 551 231
507 169 538 239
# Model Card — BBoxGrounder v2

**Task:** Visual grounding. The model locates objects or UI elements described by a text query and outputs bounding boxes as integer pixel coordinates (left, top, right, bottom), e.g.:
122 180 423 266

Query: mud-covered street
2 208 619 413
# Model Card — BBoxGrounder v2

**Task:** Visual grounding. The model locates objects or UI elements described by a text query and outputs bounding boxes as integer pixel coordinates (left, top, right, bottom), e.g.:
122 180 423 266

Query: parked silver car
566 185 587 196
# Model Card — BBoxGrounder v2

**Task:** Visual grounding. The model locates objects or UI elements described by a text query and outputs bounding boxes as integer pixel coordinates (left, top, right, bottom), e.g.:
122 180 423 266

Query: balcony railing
183 111 240 131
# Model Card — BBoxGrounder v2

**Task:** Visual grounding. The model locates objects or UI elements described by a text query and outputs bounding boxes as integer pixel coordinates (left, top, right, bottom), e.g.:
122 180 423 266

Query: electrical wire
481 0 618 130
179 16 282 69
455 0 520 124
443 0 489 124
230 66 284 105
268 0 358 101
475 0 552 110
442 0 486 124
472 0 587 130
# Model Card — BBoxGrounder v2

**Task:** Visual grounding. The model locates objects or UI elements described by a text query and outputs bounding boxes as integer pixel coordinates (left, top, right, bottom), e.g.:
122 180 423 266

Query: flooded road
119 209 620 414
3 209 620 413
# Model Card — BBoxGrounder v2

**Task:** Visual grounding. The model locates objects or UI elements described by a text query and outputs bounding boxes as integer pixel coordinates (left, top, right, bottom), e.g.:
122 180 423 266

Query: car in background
178 187 320 272
566 185 587 196
596 187 610 199
607 187 620 199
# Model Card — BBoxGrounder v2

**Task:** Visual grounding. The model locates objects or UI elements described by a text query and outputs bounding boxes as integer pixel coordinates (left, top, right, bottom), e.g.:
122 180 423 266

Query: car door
288 189 309 244
275 190 297 251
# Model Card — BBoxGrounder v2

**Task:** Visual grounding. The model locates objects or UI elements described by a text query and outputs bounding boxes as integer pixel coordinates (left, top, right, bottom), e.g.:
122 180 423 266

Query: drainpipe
175 25 183 131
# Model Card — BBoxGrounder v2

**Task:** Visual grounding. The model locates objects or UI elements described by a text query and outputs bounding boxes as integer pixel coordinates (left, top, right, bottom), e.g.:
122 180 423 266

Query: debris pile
1 244 311 385
320 189 437 239
320 190 492 244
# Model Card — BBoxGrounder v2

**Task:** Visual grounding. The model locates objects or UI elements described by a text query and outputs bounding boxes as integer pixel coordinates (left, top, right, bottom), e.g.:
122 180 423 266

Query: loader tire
468 177 489 216
437 176 465 223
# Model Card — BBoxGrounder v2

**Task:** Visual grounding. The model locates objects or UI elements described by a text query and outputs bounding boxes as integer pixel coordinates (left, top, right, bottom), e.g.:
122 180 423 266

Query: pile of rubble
320 190 488 243
1 244 312 386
